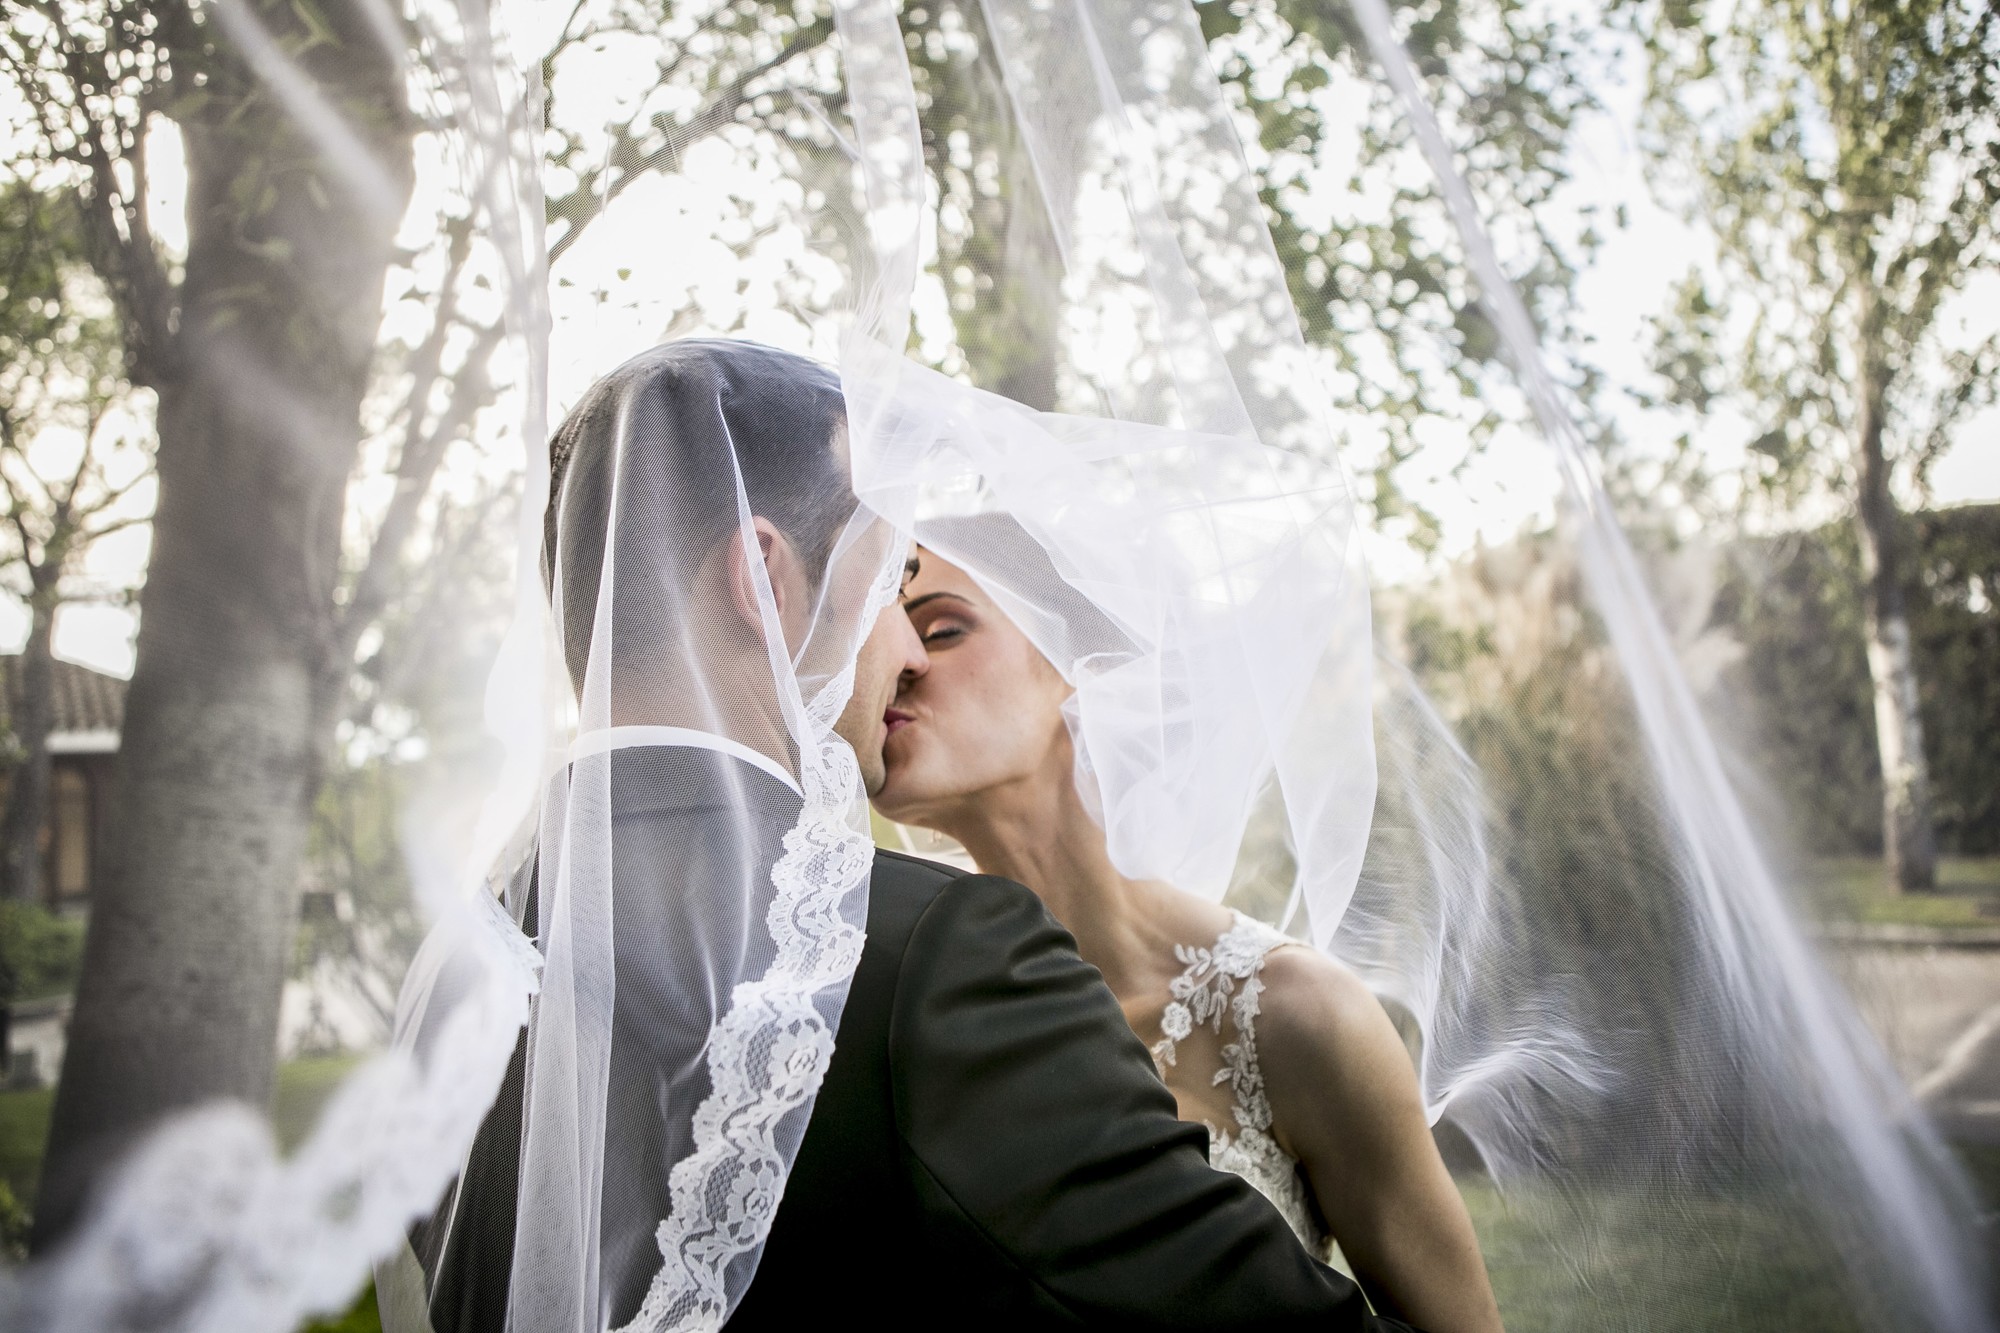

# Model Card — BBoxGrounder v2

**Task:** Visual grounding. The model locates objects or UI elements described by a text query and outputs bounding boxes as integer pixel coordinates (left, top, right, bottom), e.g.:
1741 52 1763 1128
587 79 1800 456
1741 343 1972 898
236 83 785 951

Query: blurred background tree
0 0 511 1247
1619 0 1999 891
537 0 1596 547
1 0 415 1246
1713 503 2000 863
0 181 153 910
0 0 1989 1306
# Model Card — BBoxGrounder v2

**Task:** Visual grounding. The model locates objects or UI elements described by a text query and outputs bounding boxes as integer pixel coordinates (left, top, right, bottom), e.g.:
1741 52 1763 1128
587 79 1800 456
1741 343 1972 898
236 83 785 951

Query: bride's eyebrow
903 591 974 614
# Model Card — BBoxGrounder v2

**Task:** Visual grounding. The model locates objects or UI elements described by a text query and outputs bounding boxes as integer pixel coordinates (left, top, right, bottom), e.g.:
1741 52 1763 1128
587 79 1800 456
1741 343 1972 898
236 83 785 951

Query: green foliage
1714 503 2000 855
292 760 424 1047
0 1081 52 1212
1624 0 2000 506
1382 536 1750 1172
0 175 149 606
1394 536 1678 919
1460 1177 1879 1331
1802 855 2000 928
1917 504 2000 843
297 1281 383 1333
1231 0 1599 535
0 902 84 1001
0 1052 360 1238
0 179 120 406
0 1176 28 1261
537 0 1597 542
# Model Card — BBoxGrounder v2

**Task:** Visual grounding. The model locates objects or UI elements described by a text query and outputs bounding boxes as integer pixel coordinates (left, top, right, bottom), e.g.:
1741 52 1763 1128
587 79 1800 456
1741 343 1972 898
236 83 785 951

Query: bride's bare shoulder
1255 946 1386 1041
1253 946 1424 1124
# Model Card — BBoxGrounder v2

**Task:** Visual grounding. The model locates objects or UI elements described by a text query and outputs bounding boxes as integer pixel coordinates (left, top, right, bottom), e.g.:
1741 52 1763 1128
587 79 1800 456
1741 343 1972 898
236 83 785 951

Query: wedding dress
1149 913 1333 1263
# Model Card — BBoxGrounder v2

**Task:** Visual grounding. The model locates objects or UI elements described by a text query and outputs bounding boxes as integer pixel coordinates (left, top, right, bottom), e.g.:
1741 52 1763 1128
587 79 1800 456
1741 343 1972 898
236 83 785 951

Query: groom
415 340 1416 1332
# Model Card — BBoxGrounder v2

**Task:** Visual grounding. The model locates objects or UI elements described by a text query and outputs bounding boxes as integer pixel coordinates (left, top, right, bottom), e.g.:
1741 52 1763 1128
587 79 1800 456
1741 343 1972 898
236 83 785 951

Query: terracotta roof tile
0 654 127 737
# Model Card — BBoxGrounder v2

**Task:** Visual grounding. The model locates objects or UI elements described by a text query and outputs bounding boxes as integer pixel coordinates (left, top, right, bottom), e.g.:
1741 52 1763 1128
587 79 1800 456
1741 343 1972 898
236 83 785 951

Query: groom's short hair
543 339 852 693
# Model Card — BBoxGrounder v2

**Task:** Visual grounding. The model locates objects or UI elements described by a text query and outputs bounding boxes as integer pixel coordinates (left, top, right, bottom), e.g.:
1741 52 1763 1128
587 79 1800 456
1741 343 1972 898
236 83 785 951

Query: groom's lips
883 707 914 738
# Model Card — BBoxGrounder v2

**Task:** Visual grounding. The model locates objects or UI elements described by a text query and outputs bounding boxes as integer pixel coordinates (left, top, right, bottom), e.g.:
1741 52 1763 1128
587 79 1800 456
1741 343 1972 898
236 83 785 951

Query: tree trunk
1853 315 1938 893
1 599 57 905
971 140 1066 413
32 1 413 1248
931 0 1069 412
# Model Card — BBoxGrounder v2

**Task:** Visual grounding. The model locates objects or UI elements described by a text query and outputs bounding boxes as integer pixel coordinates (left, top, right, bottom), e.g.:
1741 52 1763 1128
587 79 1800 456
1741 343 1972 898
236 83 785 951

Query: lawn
0 1052 364 1211
6 1053 1995 1332
1800 855 2000 930
1458 1164 2000 1333
0 1053 383 1332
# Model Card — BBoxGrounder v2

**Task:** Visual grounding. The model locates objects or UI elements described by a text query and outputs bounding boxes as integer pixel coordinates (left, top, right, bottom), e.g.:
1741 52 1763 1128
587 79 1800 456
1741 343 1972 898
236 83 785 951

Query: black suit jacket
416 753 1413 1332
727 848 1412 1331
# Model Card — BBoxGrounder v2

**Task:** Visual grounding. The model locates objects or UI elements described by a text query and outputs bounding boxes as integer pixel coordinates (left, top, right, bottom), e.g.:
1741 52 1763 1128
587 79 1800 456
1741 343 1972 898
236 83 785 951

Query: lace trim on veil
5 888 542 1333
616 565 900 1333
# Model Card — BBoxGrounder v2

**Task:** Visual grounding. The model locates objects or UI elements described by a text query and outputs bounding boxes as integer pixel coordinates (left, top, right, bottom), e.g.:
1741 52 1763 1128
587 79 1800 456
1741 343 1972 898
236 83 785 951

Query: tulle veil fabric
0 0 1991 1330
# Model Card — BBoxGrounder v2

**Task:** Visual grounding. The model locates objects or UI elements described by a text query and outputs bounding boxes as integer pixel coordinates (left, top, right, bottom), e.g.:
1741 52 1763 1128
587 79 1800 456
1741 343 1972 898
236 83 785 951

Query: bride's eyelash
922 624 967 646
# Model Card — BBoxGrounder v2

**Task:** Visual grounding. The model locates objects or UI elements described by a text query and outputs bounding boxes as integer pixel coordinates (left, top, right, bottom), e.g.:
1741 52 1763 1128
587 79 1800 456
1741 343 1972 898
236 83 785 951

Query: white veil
3 0 920 1328
0 0 1989 1331
842 0 1997 1330
393 7 926 1323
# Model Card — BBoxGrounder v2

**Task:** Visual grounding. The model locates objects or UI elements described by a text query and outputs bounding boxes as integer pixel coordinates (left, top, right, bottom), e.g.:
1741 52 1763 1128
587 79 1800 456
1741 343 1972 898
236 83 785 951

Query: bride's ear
727 516 808 643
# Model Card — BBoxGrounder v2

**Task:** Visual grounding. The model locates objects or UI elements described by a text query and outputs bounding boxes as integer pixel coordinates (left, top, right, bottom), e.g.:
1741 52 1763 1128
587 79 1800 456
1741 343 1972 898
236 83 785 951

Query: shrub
0 902 85 1001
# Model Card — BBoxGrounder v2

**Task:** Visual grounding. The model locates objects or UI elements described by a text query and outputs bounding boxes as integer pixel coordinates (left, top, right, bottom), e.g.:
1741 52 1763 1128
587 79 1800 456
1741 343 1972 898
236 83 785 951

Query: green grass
273 1053 366 1148
300 1280 384 1333
0 1082 51 1213
1461 1177 1902 1332
1456 1133 2000 1332
1801 855 2000 929
0 1053 363 1221
0 1053 382 1329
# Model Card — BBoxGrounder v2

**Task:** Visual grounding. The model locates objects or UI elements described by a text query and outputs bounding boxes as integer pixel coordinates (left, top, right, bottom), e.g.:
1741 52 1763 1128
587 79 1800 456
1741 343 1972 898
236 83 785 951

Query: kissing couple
401 339 1502 1333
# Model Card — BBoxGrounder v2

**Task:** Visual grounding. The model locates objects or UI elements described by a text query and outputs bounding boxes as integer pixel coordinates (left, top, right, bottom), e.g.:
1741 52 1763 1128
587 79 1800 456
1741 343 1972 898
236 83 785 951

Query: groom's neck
604 646 801 784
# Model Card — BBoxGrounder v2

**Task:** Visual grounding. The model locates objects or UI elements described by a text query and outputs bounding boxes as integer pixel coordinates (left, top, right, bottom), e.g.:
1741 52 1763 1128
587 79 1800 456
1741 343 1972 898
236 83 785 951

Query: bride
873 536 1505 1333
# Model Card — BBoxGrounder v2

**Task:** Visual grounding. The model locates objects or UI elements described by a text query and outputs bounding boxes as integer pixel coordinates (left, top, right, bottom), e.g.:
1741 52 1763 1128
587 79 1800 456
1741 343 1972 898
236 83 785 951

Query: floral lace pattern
1151 912 1330 1258
620 560 900 1333
2 885 543 1333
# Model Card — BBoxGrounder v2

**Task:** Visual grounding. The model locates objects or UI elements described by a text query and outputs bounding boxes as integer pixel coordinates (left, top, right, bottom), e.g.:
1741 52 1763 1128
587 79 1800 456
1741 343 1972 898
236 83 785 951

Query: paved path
1830 942 2000 1144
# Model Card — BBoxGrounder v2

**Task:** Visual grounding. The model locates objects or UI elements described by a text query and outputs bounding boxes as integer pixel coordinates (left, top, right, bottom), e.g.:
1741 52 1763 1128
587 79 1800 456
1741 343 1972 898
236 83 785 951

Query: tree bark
1852 300 1938 893
32 0 414 1248
939 0 1070 413
1 597 56 905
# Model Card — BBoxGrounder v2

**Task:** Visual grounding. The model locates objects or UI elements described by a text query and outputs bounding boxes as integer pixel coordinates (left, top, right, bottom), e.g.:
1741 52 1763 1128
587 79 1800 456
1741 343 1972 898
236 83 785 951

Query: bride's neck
942 766 1178 999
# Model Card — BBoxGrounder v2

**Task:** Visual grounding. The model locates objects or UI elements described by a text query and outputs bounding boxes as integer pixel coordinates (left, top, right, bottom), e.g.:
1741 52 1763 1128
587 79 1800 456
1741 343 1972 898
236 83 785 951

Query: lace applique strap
1149 912 1294 1136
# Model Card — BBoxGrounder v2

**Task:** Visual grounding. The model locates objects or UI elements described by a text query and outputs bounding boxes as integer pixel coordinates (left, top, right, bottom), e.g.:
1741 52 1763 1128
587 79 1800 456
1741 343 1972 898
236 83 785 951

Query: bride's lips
883 707 914 738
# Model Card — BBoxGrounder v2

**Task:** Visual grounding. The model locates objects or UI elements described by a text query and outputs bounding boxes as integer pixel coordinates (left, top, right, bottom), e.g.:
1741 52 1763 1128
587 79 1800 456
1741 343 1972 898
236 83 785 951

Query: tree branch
23 0 178 386
326 319 504 693
545 18 834 266
74 510 152 547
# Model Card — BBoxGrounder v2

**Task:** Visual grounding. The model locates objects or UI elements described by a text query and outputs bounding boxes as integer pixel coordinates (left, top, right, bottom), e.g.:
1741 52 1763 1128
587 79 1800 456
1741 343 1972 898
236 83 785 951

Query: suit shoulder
859 849 967 969
898 872 1086 1006
871 847 966 891
909 872 1058 937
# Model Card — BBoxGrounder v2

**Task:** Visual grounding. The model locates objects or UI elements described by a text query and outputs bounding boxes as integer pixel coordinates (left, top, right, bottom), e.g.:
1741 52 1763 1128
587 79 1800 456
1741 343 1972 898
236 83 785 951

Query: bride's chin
873 766 947 828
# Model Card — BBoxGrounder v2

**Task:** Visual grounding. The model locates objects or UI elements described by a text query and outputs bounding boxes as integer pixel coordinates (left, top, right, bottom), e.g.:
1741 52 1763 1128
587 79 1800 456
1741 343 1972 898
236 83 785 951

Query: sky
1559 39 2000 518
15 17 1996 680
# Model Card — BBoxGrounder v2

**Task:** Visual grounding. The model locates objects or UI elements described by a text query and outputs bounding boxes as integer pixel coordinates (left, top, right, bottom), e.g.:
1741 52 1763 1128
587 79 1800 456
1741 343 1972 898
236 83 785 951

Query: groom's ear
726 516 810 648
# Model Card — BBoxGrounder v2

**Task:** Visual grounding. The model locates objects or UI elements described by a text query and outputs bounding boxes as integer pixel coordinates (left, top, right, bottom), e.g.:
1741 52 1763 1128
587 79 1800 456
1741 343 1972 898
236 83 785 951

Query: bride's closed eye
905 591 976 649
921 621 968 648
